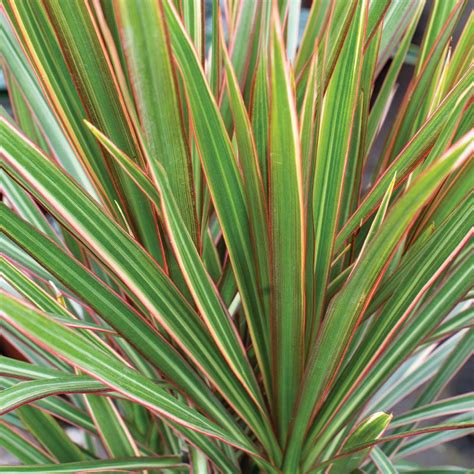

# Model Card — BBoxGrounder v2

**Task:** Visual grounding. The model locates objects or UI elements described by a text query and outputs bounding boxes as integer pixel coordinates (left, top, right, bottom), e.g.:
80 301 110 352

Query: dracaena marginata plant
0 0 472 472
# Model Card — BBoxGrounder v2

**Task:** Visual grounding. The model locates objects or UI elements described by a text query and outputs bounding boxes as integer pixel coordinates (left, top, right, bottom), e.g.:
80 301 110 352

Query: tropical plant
0 0 472 472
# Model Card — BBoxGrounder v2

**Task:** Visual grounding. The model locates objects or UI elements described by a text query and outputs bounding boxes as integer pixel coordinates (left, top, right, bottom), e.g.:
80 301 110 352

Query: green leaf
153 168 277 456
372 332 471 414
1 205 250 446
371 446 398 474
83 395 139 458
336 21 380 237
366 0 392 45
0 456 186 473
308 421 474 473
359 173 397 255
383 329 474 456
156 166 266 410
1 2 471 470
4 72 42 144
443 12 473 92
2 294 258 455
223 34 270 334
369 193 470 314
323 200 470 423
299 1 362 107
286 131 472 470
307 0 367 343
303 235 472 469
396 464 466 473
0 377 96 435
17 406 86 462
1 119 268 448
395 414 474 459
380 1 465 169
0 356 69 380
82 121 277 458
377 0 424 68
2 256 137 360
1 172 61 245
225 0 259 95
0 421 52 464
162 0 271 397
2 257 82 324
299 54 319 344
417 1 459 74
367 2 422 152
329 412 392 473
0 11 97 199
84 120 161 212
0 376 106 414
251 51 270 193
391 394 474 428
268 11 305 444
39 0 164 262
321 0 358 89
294 0 329 76
4 0 117 207
427 307 473 343
115 0 198 245
337 68 472 249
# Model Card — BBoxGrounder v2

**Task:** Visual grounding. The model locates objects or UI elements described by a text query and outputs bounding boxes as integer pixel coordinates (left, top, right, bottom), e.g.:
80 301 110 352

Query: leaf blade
268 11 305 443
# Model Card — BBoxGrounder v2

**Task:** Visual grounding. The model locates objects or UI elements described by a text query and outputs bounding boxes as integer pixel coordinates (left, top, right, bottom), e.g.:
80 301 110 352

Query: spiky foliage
0 0 472 472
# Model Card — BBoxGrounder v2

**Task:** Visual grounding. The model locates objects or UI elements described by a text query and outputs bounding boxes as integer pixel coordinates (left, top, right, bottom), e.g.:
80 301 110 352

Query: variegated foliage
0 0 472 472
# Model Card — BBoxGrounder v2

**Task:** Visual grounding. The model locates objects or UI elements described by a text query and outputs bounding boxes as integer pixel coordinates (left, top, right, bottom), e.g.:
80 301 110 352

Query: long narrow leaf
268 10 305 443
0 457 186 473
285 131 472 470
308 0 367 342
0 376 107 414
2 294 258 455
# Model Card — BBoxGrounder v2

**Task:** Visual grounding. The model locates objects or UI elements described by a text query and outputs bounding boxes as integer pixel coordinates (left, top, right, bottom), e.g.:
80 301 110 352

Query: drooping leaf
2 294 259 455
0 376 107 415
0 205 249 447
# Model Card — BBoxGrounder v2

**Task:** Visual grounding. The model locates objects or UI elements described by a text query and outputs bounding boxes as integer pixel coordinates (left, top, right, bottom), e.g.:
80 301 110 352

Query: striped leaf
0 457 186 473
268 10 305 444
285 132 472 470
115 0 198 245
2 294 258 455
308 0 367 342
